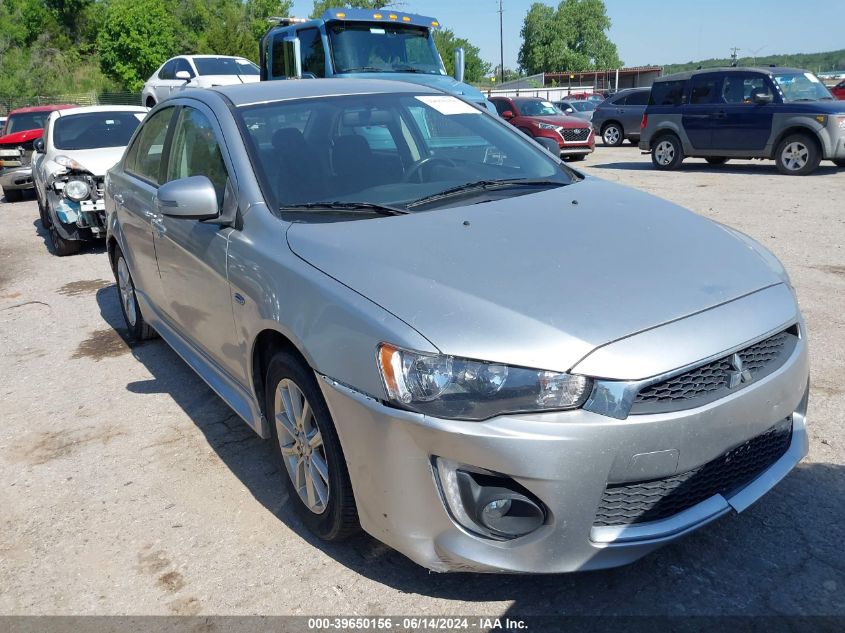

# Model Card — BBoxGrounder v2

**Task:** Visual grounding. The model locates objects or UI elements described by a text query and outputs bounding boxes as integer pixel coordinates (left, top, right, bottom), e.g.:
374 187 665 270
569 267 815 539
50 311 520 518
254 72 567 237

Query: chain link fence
1 92 141 116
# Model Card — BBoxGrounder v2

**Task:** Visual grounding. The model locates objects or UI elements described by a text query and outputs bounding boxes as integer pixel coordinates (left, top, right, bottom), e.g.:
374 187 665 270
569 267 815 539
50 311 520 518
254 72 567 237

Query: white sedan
141 55 260 107
32 105 147 256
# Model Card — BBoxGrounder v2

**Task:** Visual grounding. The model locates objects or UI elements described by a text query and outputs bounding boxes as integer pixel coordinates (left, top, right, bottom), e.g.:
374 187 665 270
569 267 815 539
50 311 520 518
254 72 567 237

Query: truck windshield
194 57 259 76
54 112 144 150
328 23 444 75
773 72 833 101
5 112 51 135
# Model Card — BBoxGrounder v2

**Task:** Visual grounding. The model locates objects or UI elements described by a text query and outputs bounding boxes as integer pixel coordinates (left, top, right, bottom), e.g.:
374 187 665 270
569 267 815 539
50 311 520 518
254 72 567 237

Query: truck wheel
266 351 359 542
114 248 157 341
706 157 729 165
48 222 81 256
3 189 22 203
775 134 821 176
601 123 624 146
651 134 684 170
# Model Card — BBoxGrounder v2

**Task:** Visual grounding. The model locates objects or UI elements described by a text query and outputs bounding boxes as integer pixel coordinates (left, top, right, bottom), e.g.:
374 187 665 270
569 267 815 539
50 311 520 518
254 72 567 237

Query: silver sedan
105 78 809 573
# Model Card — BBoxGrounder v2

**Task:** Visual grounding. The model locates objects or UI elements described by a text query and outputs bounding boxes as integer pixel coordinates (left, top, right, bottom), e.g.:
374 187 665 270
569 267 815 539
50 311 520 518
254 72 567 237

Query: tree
97 0 176 91
518 0 622 74
310 0 393 19
433 28 491 83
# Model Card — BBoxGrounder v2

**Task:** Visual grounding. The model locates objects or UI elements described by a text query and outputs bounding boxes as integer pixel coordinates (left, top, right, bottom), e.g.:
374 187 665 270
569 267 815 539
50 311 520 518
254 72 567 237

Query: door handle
150 216 166 237
113 194 124 206
710 111 728 119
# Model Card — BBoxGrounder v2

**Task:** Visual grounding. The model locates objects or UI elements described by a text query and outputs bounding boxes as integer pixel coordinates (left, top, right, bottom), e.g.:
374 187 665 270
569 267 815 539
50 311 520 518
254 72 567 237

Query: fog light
482 498 511 520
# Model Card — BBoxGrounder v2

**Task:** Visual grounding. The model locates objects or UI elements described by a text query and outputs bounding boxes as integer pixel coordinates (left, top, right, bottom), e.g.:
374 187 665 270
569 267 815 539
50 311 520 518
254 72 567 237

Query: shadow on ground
588 159 842 177
94 287 845 617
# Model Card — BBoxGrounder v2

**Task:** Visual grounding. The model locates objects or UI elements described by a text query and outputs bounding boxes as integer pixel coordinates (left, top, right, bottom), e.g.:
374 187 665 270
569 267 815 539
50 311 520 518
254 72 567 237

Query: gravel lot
1 146 843 618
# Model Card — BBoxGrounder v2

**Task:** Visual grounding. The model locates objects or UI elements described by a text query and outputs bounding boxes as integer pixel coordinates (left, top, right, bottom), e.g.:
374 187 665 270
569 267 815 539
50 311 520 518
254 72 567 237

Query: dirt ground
1 147 843 618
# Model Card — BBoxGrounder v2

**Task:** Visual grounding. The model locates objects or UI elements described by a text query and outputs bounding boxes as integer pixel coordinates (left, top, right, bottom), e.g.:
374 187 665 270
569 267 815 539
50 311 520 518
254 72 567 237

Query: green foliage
663 50 845 75
433 28 491 84
97 0 176 91
310 0 391 19
518 0 622 74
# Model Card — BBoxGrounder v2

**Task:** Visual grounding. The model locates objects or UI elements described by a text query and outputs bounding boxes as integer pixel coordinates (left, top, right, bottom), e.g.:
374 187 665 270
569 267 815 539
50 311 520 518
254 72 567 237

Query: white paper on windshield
804 72 820 83
415 95 479 115
541 101 554 108
236 59 252 65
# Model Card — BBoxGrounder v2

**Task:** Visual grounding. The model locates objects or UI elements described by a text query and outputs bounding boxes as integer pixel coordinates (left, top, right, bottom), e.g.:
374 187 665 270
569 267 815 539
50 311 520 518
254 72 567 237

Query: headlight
55 155 86 171
377 344 592 420
64 179 90 201
537 122 562 131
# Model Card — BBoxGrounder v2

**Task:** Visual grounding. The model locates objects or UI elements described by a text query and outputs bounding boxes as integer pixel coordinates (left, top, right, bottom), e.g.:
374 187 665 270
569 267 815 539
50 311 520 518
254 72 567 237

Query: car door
711 72 777 151
154 60 180 102
621 90 649 136
111 106 177 312
154 103 239 377
681 73 721 150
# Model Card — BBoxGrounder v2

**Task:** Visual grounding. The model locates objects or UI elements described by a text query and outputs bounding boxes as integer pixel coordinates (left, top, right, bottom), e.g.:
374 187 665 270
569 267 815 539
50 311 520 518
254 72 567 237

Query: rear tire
601 122 624 147
651 134 684 170
266 351 359 542
706 157 729 165
114 247 156 341
775 133 821 176
145 96 156 108
48 220 82 256
3 188 22 203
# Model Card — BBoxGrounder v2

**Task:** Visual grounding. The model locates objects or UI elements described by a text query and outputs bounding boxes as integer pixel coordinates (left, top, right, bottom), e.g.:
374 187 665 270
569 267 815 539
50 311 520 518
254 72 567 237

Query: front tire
651 134 684 170
266 351 359 541
48 220 81 256
114 248 156 341
602 122 624 146
3 188 22 203
775 133 821 176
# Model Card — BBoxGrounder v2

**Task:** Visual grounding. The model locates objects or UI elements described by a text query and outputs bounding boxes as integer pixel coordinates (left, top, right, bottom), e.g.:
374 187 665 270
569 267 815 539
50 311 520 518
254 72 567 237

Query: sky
288 0 845 71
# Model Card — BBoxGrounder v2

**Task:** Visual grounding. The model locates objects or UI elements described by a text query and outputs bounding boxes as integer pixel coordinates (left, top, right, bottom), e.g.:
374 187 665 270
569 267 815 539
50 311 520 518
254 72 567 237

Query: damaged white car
33 106 147 256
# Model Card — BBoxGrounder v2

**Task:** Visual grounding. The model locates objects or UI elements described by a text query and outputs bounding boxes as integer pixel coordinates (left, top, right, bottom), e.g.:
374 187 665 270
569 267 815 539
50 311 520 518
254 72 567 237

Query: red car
490 96 595 161
0 104 75 202
831 79 845 100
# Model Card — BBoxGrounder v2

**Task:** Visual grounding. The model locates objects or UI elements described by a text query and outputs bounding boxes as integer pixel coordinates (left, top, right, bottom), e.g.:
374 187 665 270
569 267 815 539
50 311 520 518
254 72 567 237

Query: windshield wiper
280 201 408 216
341 66 384 73
407 178 567 209
390 66 429 74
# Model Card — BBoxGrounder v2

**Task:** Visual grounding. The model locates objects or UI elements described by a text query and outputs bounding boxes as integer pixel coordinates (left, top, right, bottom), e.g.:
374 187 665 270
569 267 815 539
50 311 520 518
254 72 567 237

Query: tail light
641 114 648 129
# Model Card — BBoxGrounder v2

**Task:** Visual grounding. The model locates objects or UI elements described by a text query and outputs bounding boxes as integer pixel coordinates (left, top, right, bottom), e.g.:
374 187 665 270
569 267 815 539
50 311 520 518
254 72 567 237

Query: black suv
640 67 845 175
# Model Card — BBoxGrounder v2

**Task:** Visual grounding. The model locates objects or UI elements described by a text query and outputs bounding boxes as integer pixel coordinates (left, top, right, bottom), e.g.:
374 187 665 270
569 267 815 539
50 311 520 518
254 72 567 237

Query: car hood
286 177 782 373
0 128 43 145
525 115 590 129
341 72 488 105
47 146 125 176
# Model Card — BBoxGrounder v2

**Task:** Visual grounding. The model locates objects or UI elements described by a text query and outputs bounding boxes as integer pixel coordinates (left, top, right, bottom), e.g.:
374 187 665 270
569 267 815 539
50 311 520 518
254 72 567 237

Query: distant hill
661 49 845 75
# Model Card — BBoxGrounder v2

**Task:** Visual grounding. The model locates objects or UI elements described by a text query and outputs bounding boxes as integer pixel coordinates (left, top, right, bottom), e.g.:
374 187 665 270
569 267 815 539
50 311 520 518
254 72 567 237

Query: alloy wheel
655 140 676 165
781 142 809 172
275 378 330 515
117 257 137 327
603 126 621 145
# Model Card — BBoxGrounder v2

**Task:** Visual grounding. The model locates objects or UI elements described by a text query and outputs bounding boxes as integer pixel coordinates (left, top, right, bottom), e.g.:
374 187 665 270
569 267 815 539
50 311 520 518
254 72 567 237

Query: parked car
591 87 650 146
141 55 260 107
32 106 147 255
489 96 594 160
640 67 845 175
0 104 75 202
830 79 845 100
567 91 607 102
554 100 596 123
106 78 809 574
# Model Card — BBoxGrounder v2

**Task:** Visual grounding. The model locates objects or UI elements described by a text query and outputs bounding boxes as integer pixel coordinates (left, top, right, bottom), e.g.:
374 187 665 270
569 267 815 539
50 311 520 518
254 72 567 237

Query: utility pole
499 0 505 85
730 47 740 67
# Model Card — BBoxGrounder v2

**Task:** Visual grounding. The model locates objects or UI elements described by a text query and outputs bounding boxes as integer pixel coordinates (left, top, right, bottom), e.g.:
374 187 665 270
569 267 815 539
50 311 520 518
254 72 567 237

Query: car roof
55 105 148 117
8 104 76 115
656 66 808 82
209 78 442 107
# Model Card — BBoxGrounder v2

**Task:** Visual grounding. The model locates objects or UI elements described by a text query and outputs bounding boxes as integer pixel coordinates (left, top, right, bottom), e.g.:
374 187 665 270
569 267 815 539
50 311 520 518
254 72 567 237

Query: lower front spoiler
0 166 34 191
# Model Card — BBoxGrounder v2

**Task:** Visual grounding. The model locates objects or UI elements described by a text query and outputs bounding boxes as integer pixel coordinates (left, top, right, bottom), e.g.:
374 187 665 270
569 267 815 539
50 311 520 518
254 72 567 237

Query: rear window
649 80 686 106
5 111 51 134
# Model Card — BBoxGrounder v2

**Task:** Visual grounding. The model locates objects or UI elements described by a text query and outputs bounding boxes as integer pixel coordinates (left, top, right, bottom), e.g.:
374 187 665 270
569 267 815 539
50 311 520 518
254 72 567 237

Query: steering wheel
403 156 457 183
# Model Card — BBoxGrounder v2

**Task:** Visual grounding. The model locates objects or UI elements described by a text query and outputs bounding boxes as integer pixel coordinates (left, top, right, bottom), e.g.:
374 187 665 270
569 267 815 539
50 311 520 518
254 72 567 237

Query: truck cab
260 9 493 113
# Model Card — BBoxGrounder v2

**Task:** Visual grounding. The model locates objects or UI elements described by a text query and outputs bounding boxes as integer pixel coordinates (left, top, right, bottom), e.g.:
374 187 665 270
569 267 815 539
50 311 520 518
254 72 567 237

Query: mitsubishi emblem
728 353 752 389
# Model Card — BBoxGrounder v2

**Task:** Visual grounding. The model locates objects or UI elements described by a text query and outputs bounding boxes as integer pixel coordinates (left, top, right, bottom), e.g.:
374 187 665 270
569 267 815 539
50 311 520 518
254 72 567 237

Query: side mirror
565 107 574 114
175 70 191 82
283 37 303 79
454 47 465 83
33 138 45 154
501 110 514 120
156 176 219 220
753 92 773 105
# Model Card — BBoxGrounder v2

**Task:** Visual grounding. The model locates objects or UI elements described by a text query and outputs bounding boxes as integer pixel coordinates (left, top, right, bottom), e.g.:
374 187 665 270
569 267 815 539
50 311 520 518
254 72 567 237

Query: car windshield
518 100 561 116
5 111 50 134
773 72 833 101
194 57 259 76
238 92 573 217
328 23 444 75
54 112 144 150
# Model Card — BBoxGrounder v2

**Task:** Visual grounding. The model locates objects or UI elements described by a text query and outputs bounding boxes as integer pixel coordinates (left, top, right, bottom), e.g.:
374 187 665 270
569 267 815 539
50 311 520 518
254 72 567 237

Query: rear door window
650 80 686 106
625 91 649 106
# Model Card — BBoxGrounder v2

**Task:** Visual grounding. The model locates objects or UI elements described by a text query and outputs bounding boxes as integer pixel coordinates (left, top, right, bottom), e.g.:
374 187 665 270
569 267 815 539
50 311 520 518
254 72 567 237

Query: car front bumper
0 166 34 191
317 333 809 573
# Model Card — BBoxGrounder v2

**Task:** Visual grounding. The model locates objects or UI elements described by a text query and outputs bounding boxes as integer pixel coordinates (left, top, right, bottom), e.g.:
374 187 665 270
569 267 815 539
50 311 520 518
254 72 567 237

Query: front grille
630 329 797 414
562 128 590 142
593 418 793 527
